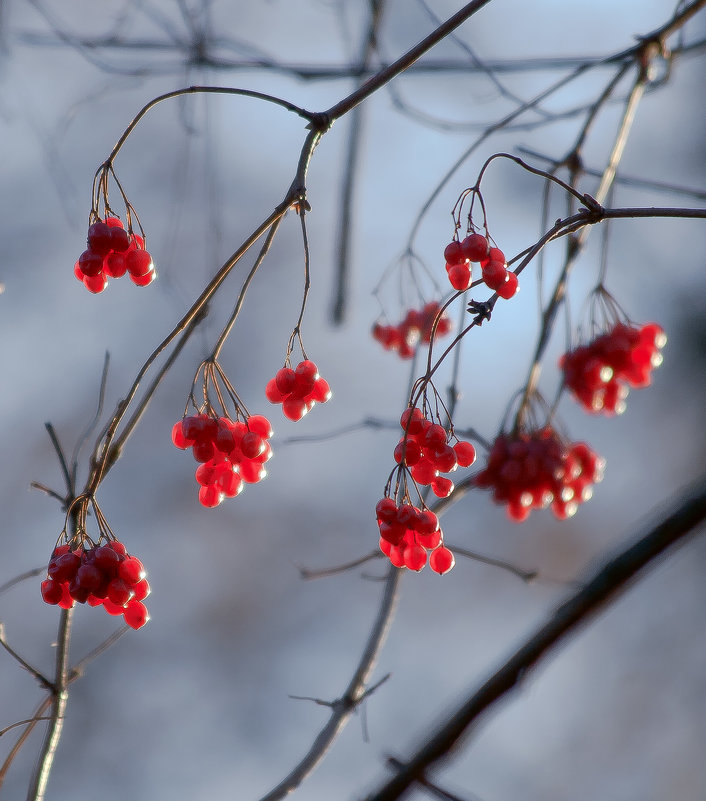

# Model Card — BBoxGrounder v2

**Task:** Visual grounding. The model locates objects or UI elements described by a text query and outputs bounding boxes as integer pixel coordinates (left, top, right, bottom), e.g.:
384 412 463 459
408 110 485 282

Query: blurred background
0 1 705 799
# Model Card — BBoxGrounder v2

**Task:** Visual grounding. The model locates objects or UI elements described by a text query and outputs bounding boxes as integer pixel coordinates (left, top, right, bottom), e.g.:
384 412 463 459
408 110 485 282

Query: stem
105 86 316 165
25 609 72 801
324 0 494 121
258 565 402 801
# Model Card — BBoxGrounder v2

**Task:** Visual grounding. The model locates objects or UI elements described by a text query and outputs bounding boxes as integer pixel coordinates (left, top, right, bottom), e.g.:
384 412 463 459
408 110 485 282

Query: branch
325 0 494 121
25 608 72 801
364 474 706 801
258 565 401 801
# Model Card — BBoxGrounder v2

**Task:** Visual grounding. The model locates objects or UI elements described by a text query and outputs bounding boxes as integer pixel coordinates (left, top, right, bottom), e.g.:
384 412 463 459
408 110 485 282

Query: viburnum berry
266 359 331 421
460 232 489 262
73 215 156 293
41 540 150 628
173 412 274 506
443 233 509 294
446 262 472 292
372 301 452 359
393 407 476 490
560 321 666 415
375 499 453 574
475 426 604 521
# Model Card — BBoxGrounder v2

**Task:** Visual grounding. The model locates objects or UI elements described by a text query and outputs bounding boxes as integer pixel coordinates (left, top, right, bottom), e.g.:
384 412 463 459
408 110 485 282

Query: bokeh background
1 1 705 799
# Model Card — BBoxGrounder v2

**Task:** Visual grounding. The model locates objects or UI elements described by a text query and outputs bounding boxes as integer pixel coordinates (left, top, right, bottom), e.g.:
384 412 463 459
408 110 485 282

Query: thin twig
0 624 53 690
258 565 402 801
0 568 45 596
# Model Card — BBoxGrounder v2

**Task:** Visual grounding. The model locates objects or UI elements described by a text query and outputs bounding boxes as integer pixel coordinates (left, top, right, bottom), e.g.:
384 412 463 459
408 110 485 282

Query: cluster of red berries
560 322 666 415
372 301 453 359
172 413 273 508
443 233 518 299
74 216 155 293
265 360 332 421
475 427 604 521
376 498 455 574
396 407 477 499
41 540 150 629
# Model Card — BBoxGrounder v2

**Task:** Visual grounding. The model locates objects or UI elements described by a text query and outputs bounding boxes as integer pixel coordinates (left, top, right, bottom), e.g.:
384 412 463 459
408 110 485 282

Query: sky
1 2 705 800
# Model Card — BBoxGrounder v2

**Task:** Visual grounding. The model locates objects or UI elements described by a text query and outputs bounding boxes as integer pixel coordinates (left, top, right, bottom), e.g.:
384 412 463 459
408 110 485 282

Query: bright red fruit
460 233 489 262
42 539 150 626
266 360 331 420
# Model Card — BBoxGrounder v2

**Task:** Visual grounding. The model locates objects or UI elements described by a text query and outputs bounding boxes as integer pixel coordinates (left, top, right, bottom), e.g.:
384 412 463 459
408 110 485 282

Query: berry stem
211 218 282 360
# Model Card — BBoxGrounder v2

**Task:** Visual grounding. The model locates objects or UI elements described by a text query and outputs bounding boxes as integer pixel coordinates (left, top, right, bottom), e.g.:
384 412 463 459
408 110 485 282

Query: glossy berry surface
266 360 331 420
475 427 604 521
173 412 274 506
41 539 150 628
376 499 453 574
74 216 155 293
560 321 666 415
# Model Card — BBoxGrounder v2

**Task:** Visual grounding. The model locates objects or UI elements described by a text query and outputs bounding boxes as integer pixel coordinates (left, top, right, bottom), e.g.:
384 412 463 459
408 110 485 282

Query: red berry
241 432 265 459
132 579 151 602
404 544 427 572
126 249 153 277
109 226 131 252
496 271 519 299
460 233 489 262
87 222 113 255
443 240 465 265
104 216 124 228
481 247 506 266
310 377 332 403
93 545 121 576
453 440 476 467
123 599 149 630
265 378 285 403
78 249 104 277
171 421 191 449
429 546 455 575
41 579 64 605
275 367 297 395
282 397 308 421
247 415 273 439
107 577 133 607
431 475 454 498
239 460 266 483
482 260 508 290
103 252 127 278
119 556 145 585
447 263 472 291
199 484 223 507
83 272 108 294
129 267 156 287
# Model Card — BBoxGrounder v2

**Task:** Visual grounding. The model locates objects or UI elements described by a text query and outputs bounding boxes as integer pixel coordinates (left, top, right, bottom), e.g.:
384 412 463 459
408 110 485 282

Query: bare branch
258 566 401 801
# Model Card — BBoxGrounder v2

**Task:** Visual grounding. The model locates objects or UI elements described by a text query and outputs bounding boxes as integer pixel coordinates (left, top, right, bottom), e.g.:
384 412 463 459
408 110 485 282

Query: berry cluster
74 216 155 293
560 322 666 415
475 427 604 521
372 301 453 359
444 234 518 299
172 413 274 507
376 498 455 574
396 407 477 499
265 360 332 421
41 540 150 629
